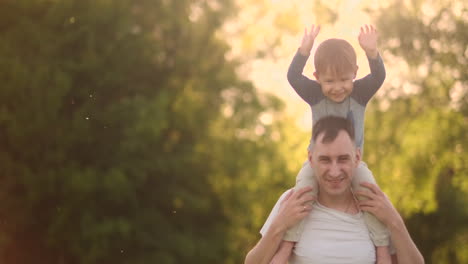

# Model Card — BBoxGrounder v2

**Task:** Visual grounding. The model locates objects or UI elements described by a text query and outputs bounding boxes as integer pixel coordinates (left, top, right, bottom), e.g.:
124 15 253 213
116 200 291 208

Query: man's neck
317 188 356 213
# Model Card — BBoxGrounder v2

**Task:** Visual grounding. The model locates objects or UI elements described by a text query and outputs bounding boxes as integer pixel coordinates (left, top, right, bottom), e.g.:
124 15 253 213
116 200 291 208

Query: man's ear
355 147 362 166
308 150 314 167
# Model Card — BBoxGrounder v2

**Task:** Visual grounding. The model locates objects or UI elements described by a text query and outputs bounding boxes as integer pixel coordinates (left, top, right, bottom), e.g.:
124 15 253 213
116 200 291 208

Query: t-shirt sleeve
352 54 386 105
287 50 324 105
260 190 291 236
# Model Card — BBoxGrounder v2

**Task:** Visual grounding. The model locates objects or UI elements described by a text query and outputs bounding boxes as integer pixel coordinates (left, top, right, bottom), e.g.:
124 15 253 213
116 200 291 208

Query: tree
0 0 296 263
363 1 468 263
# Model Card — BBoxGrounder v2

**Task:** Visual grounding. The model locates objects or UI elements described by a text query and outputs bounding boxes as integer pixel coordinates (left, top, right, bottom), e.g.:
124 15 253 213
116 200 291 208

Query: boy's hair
314 38 357 75
312 116 355 144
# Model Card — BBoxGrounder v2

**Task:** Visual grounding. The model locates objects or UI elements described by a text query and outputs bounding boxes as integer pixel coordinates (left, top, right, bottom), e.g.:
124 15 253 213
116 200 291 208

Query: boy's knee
353 163 377 185
352 162 378 199
353 187 371 201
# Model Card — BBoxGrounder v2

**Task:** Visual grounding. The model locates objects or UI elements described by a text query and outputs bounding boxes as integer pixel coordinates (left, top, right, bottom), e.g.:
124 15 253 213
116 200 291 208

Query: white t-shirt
260 191 376 264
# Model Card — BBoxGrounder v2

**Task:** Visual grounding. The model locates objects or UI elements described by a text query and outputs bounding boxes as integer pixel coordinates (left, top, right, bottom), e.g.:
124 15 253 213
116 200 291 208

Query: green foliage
0 0 296 263
364 1 468 262
2 0 465 263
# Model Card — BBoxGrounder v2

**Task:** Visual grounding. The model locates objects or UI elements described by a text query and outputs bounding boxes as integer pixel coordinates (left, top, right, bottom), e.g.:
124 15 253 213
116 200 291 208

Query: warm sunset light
224 0 453 129
1 0 466 263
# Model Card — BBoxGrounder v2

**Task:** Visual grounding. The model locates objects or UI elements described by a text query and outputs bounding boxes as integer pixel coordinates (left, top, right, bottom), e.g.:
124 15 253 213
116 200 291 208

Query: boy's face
314 68 357 103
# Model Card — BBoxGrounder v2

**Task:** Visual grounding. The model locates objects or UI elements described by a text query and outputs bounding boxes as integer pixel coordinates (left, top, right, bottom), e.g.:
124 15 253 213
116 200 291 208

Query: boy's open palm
299 25 320 56
358 25 378 58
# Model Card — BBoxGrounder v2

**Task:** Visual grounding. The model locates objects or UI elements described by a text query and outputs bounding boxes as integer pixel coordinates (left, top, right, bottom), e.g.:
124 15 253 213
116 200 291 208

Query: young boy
272 25 392 263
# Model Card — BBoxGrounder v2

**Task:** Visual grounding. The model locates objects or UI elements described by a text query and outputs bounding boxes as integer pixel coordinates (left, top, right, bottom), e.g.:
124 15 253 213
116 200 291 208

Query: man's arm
387 218 422 264
245 187 315 264
356 183 424 264
244 220 288 264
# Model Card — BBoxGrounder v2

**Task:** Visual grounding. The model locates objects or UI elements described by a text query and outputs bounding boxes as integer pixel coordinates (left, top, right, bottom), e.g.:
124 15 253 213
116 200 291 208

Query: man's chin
323 183 349 196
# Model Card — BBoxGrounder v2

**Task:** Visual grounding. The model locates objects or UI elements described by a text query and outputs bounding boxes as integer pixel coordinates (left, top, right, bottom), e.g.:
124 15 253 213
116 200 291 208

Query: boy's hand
358 25 379 59
299 25 320 56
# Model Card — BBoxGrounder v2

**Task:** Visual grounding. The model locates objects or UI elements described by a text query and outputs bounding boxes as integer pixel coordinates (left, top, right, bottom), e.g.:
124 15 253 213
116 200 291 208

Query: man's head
308 116 361 198
313 39 358 103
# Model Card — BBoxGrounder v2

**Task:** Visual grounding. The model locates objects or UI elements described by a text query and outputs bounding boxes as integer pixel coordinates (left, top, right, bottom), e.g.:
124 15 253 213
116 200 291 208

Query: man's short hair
312 116 355 144
314 38 357 75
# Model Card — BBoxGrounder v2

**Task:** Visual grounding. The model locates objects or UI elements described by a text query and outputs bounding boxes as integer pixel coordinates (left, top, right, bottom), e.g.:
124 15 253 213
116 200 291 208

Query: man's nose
328 162 341 177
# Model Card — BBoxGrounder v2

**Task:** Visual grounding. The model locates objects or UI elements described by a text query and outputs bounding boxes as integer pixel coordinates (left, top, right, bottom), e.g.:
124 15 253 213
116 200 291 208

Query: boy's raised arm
358 25 379 59
299 25 321 56
352 25 386 104
287 25 323 104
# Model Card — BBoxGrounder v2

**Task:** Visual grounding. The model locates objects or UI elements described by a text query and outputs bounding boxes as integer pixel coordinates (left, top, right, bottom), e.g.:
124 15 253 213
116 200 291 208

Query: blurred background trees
0 0 296 263
0 0 466 263
365 1 468 262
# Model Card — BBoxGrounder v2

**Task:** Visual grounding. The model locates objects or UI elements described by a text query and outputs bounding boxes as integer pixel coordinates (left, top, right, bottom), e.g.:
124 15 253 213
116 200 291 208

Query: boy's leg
375 247 392 264
283 160 318 242
352 161 390 246
270 240 295 264
352 161 391 263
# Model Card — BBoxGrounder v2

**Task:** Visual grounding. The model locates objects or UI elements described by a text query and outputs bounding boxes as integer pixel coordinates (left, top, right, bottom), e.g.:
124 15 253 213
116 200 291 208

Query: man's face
314 68 357 103
309 130 361 198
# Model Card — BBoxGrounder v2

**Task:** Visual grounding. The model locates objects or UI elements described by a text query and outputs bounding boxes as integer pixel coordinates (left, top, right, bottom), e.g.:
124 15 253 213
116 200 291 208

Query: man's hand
358 25 379 59
272 186 315 232
244 187 315 264
357 182 425 264
299 25 321 56
356 182 402 229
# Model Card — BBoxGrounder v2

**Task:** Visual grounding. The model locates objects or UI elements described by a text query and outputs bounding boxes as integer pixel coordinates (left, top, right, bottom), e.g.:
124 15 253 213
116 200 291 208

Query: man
244 116 424 264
